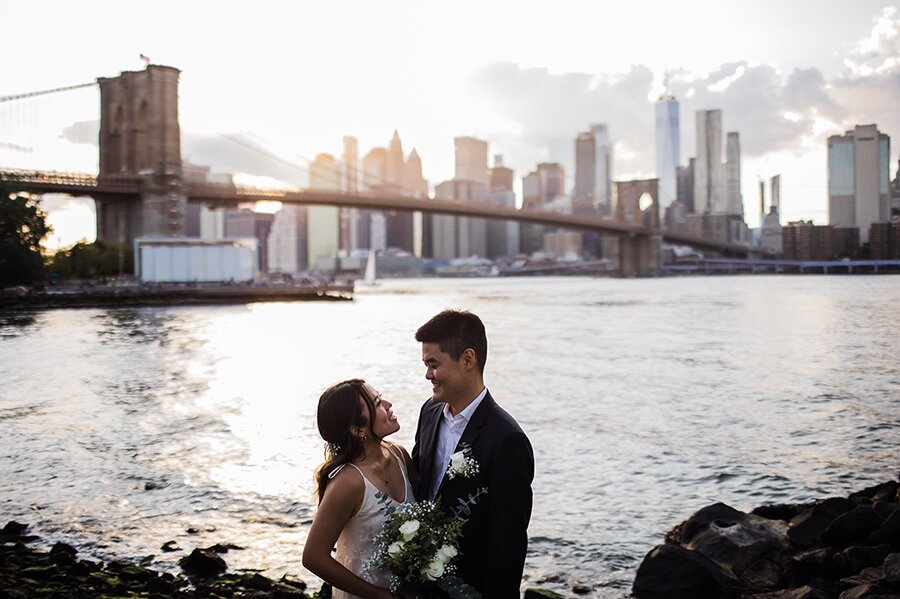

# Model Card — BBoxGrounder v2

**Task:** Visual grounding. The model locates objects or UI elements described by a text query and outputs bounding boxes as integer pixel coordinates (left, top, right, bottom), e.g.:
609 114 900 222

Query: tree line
1 182 133 287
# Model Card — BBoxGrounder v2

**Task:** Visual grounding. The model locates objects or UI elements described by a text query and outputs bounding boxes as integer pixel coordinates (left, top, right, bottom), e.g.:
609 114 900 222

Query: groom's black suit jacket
412 391 534 599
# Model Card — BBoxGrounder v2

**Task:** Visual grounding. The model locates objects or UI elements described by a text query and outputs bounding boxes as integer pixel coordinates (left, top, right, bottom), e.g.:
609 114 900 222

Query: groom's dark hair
415 309 487 374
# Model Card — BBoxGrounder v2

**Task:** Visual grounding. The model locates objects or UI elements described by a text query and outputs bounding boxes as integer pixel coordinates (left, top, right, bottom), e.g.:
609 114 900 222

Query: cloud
468 7 900 183
59 120 99 145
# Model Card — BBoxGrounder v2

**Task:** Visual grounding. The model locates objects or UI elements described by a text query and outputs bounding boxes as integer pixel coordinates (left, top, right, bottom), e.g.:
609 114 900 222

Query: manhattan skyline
1 0 898 248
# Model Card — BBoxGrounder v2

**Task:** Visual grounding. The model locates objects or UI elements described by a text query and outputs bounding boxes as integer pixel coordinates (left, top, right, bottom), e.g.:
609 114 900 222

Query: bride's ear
349 425 368 440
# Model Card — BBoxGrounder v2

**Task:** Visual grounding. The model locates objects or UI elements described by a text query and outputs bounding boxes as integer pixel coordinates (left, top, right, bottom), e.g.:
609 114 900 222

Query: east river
1 275 898 596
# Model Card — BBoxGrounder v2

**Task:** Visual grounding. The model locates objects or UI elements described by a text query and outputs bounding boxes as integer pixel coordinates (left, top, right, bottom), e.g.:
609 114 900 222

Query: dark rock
681 503 790 576
755 504 812 522
49 541 77 558
839 546 891 577
523 589 566 599
743 585 836 598
206 542 245 553
865 508 900 548
883 552 900 584
837 582 889 598
187 526 200 534
1 521 29 536
243 572 274 590
850 481 899 504
571 582 591 594
145 572 177 593
161 540 180 552
740 558 784 590
280 573 308 590
822 506 884 548
179 548 227 578
789 548 839 586
48 542 77 566
872 502 897 519
839 566 884 589
119 564 156 582
665 520 685 544
790 498 856 548
632 543 738 599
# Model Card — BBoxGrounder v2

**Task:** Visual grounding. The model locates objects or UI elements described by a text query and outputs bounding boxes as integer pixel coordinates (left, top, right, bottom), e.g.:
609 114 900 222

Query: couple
302 310 535 599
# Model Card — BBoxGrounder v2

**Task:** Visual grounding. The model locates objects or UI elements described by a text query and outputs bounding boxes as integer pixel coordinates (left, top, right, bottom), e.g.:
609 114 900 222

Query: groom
412 310 534 598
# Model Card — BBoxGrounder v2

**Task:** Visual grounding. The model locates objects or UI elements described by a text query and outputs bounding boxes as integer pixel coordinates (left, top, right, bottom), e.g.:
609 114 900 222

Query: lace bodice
332 447 414 599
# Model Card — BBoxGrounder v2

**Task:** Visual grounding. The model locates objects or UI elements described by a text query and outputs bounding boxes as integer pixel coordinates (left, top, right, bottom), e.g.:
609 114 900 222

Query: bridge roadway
1 168 750 256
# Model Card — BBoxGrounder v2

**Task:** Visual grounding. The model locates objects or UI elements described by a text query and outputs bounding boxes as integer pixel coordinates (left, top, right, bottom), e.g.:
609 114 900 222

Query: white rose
399 519 420 541
422 558 445 580
387 541 404 557
437 544 457 564
449 452 466 472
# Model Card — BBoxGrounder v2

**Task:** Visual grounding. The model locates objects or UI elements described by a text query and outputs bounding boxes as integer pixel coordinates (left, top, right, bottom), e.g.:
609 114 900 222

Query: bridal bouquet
367 500 481 598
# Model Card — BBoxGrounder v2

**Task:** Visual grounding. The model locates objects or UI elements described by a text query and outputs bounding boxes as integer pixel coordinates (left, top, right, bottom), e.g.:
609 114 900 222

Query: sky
1 0 899 249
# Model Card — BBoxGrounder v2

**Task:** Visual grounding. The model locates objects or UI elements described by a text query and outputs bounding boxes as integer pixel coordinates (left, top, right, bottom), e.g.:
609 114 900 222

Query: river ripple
1 275 898 596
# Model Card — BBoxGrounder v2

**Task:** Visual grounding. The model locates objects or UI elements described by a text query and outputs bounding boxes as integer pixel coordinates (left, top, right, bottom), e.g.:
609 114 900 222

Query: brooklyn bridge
0 64 751 276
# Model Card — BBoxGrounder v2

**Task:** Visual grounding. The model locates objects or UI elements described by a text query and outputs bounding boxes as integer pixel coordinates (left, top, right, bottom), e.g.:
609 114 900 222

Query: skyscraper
342 135 359 253
828 124 891 244
454 136 489 186
655 95 680 211
591 124 613 216
574 131 596 214
308 152 341 269
724 132 742 215
694 109 723 214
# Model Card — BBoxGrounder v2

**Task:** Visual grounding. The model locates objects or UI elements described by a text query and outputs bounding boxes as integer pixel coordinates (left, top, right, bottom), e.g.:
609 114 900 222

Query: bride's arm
302 471 393 599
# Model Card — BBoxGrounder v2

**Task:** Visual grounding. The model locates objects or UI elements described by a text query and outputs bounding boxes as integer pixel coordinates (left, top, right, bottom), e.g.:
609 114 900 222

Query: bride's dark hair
314 378 379 502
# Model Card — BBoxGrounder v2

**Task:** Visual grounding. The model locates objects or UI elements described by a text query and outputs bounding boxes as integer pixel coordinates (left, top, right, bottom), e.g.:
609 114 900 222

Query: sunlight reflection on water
1 275 899 597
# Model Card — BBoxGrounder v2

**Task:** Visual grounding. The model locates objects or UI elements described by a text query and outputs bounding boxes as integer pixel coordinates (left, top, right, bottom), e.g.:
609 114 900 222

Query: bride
303 379 417 599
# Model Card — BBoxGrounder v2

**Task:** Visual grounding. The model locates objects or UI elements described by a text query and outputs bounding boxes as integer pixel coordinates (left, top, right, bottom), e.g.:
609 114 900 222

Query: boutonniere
447 443 479 480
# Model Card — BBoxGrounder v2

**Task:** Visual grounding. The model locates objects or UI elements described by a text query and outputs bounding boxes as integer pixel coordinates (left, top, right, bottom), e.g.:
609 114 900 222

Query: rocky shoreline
0 522 318 598
4 476 897 598
632 475 900 598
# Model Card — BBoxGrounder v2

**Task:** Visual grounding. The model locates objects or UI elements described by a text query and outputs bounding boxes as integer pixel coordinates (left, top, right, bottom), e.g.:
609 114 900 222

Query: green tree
0 185 52 287
48 240 134 280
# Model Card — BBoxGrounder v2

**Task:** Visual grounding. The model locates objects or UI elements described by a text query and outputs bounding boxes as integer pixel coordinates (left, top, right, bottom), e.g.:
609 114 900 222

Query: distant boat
361 249 378 286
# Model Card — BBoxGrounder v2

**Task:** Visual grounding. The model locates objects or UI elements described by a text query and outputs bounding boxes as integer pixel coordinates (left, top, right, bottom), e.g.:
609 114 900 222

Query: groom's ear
461 348 477 371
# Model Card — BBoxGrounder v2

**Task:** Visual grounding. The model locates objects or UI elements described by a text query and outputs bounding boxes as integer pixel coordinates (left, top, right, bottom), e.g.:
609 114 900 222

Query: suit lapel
419 401 443 498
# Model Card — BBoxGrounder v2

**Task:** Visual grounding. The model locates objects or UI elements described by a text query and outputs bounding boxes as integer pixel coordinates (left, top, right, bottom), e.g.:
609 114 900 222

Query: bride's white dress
331 446 414 599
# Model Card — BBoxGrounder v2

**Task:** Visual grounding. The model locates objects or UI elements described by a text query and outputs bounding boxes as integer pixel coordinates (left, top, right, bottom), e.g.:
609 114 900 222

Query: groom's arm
486 430 534 599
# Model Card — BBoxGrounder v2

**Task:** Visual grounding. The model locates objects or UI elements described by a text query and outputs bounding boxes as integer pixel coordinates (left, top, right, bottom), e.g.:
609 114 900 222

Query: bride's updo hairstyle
314 378 378 502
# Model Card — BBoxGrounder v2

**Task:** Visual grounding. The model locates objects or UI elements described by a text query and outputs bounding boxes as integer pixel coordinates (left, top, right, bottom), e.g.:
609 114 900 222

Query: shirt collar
442 386 488 423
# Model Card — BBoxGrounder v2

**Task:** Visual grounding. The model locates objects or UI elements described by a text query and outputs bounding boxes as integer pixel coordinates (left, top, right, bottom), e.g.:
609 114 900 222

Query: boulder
523 590 565 599
837 582 889 598
632 543 738 599
850 481 899 504
839 546 891 577
681 503 790 576
821 506 884 548
738 584 834 598
883 553 900 584
788 548 839 586
865 508 900 549
1 521 28 536
754 504 813 523
739 558 784 590
178 548 226 578
789 498 856 547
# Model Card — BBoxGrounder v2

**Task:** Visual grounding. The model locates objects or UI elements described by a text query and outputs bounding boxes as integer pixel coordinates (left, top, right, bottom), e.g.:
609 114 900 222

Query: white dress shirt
429 387 488 500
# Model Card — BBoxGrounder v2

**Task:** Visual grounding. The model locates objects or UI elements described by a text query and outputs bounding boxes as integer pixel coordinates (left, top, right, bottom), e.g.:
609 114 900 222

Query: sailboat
361 249 378 286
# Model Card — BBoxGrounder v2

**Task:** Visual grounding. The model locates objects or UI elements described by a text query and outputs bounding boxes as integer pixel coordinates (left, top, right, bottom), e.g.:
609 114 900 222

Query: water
1 276 898 596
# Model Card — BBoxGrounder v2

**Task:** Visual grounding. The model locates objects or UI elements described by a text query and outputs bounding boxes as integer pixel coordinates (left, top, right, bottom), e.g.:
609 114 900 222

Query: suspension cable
0 82 97 103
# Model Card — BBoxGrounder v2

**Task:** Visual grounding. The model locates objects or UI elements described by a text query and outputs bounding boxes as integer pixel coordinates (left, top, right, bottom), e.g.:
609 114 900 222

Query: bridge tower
615 179 662 277
96 65 185 243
